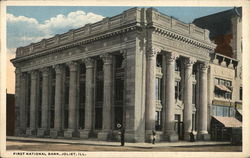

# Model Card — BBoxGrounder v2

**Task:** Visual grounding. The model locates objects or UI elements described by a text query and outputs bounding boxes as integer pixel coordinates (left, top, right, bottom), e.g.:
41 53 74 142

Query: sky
6 6 233 93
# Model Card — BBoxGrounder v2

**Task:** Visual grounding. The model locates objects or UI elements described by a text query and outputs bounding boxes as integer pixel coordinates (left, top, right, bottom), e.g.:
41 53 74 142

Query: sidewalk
7 136 231 148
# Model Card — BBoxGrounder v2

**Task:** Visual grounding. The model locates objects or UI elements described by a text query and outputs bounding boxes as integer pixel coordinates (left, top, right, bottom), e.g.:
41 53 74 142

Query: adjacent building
193 7 242 141
11 7 241 142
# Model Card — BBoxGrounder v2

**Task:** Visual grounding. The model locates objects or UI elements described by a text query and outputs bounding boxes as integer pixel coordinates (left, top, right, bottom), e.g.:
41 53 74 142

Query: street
6 140 242 152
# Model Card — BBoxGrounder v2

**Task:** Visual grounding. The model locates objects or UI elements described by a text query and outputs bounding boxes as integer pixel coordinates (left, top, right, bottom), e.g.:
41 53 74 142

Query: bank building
11 7 242 142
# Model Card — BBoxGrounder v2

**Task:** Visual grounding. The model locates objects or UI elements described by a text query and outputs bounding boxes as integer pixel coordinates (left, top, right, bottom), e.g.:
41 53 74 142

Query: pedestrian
152 130 156 144
190 130 195 142
120 127 125 146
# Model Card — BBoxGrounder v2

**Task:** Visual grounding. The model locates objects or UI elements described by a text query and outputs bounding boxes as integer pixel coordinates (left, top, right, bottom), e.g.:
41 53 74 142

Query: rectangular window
212 106 217 116
192 114 196 130
155 78 161 101
214 78 232 100
95 108 103 129
155 111 162 131
240 87 242 100
223 107 229 117
115 79 124 101
175 81 178 100
192 84 196 104
216 106 223 116
229 107 235 117
96 80 103 102
215 78 219 85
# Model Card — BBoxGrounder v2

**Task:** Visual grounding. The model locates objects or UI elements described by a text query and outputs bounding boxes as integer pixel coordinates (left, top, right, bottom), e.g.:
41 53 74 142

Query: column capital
100 53 112 64
30 70 38 80
184 57 196 68
166 52 179 63
40 67 50 76
53 65 63 74
199 62 209 72
83 58 94 68
146 46 161 58
121 50 127 68
120 49 127 55
66 61 78 71
21 72 27 80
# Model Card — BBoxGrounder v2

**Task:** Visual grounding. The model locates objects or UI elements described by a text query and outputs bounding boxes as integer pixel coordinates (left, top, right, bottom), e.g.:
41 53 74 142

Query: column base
97 131 111 141
197 133 211 141
79 130 92 139
37 128 49 137
145 130 159 143
123 130 145 143
26 128 37 136
50 129 63 138
164 132 179 142
184 132 191 141
15 128 26 136
64 129 78 138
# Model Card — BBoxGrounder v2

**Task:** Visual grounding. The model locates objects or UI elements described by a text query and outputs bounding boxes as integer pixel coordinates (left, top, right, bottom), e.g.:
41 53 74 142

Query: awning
215 85 232 92
212 116 242 128
237 109 242 116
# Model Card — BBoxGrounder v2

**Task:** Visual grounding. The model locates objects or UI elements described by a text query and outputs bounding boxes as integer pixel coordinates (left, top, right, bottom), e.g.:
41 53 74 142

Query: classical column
164 52 179 141
197 63 210 140
98 53 113 140
50 65 63 138
37 67 49 136
80 58 95 138
145 46 160 141
14 68 21 135
183 57 196 140
19 72 27 135
64 61 78 138
26 70 38 135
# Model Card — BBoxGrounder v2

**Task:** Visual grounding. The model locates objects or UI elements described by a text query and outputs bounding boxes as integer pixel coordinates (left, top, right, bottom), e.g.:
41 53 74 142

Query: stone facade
11 7 218 142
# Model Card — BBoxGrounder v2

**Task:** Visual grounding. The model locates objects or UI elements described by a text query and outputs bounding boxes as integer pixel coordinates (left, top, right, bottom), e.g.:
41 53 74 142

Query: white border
1 0 250 158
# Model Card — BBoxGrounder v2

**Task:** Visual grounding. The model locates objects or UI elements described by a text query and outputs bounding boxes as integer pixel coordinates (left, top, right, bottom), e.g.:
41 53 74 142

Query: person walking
120 127 125 146
190 130 195 142
152 130 156 144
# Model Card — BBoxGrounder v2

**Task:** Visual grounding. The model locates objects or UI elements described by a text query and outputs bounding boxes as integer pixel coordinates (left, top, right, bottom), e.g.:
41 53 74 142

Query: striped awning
215 85 232 92
213 116 242 128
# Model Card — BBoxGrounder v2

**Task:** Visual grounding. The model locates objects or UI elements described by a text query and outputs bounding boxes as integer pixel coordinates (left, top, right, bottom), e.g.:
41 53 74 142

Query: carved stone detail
100 53 112 64
200 63 209 72
54 65 63 74
184 57 196 68
166 52 179 63
146 46 161 58
83 58 94 68
66 61 78 71
30 70 38 80
40 67 50 76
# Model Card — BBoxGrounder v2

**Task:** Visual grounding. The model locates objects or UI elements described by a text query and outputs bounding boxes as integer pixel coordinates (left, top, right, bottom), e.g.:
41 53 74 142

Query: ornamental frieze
154 36 210 60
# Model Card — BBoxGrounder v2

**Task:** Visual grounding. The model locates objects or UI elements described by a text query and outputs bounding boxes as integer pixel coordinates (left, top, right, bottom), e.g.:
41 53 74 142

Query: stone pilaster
64 61 78 138
14 69 21 135
197 63 210 140
98 53 113 140
19 72 27 135
164 52 179 142
80 58 95 138
145 46 161 141
26 70 38 136
37 67 50 137
50 65 63 138
183 57 196 140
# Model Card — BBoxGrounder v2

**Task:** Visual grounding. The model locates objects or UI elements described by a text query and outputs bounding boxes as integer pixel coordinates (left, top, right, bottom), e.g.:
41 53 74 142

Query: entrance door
175 114 184 140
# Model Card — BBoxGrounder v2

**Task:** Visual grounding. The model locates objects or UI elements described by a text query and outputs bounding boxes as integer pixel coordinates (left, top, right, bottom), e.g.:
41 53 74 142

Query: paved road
6 140 242 152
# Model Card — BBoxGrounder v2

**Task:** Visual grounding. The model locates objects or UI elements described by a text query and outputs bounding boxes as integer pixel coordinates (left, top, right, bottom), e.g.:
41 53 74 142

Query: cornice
153 27 216 52
11 24 139 64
